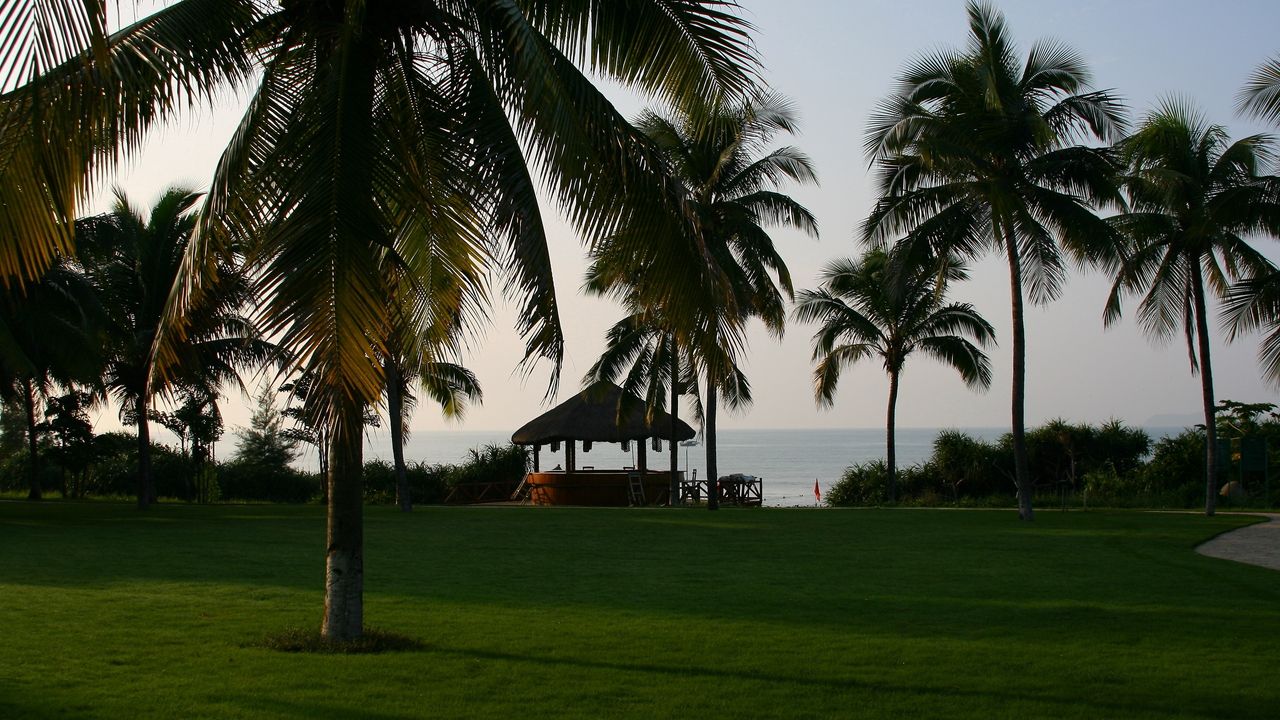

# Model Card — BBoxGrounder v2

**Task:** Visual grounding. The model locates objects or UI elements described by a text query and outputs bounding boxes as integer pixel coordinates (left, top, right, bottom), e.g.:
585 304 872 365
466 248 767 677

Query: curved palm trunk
1004 229 1034 521
886 368 899 504
706 378 719 511
669 339 680 506
1191 267 1219 517
323 405 365 642
22 379 41 501
136 395 152 510
386 361 410 512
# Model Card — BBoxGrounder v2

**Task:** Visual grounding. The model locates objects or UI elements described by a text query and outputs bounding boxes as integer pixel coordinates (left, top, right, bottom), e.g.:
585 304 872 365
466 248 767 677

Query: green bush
444 444 528 489
217 462 318 504
826 461 889 506
1130 429 1205 507
926 430 1011 499
362 459 450 505
83 432 190 499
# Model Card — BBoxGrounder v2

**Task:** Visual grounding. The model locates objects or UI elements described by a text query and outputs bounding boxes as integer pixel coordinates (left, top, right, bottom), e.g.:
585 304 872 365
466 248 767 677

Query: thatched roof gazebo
510 381 696 506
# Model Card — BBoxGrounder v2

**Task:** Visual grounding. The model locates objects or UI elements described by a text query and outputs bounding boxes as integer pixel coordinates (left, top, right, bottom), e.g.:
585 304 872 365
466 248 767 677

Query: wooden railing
679 474 763 507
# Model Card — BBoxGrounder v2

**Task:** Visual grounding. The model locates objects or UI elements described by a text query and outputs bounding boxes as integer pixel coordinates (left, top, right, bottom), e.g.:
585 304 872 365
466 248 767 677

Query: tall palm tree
794 250 994 502
0 259 104 500
78 187 272 509
588 92 817 509
583 303 732 505
6 1 761 641
863 1 1125 520
379 234 484 513
384 349 482 512
1105 100 1280 517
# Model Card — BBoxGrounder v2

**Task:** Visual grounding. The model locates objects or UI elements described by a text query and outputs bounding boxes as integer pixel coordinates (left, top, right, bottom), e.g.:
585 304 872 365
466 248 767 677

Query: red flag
813 479 821 502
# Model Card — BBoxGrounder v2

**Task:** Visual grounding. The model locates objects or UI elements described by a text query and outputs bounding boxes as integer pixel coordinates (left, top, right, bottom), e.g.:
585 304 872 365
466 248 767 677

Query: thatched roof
511 381 696 445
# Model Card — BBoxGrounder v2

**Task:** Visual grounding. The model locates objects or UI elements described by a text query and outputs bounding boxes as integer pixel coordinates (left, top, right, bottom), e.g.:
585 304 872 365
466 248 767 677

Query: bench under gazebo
511 381 696 506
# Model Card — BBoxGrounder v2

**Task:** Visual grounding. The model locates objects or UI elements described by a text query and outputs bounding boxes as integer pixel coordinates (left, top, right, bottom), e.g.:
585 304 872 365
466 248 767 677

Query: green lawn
0 502 1275 719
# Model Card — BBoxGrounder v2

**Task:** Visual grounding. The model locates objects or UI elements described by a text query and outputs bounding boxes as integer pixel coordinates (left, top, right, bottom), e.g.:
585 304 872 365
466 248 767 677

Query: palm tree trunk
136 395 152 510
1004 228 1034 521
322 405 365 642
669 338 680 506
886 368 899 504
22 378 41 501
706 377 719 511
386 361 410 512
1191 267 1219 517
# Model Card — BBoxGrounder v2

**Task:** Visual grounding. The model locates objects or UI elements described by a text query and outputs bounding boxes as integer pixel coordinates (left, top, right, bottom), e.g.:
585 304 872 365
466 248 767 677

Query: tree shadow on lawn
382 642 1274 719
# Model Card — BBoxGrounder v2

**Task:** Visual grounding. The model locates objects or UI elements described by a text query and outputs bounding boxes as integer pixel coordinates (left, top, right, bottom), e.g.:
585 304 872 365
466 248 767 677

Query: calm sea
321 426 1187 507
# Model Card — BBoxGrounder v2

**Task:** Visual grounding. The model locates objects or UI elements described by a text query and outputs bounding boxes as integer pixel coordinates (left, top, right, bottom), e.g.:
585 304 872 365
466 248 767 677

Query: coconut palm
1222 270 1280 386
77 187 273 509
863 1 1125 520
583 304 728 505
794 250 994 501
0 259 104 499
588 92 817 509
1226 57 1280 386
1105 100 1280 516
5 1 762 640
378 238 484 512
384 348 482 512
1239 56 1280 125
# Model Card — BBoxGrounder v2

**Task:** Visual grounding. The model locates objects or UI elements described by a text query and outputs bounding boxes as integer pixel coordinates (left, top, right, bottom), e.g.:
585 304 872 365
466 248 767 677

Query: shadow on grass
250 627 426 654
409 642 1273 718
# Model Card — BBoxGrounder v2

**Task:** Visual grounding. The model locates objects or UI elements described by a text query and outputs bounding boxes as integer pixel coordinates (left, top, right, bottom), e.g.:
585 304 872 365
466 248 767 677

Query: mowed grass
0 503 1276 719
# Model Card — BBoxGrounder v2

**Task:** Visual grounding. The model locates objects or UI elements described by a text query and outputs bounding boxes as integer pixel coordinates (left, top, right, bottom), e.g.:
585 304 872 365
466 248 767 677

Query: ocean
324 426 1188 507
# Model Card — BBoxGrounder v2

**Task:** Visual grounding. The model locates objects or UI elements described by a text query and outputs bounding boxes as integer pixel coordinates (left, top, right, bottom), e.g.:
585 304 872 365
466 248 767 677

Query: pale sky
91 0 1280 441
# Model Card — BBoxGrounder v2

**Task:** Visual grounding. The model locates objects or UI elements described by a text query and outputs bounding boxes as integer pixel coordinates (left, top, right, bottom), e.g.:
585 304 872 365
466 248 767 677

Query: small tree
41 391 95 498
153 388 224 502
235 385 300 470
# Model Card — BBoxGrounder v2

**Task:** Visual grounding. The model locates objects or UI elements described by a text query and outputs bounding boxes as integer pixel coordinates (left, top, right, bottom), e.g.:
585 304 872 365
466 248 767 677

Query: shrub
926 430 1010 499
444 444 528 489
83 432 190 499
1131 429 1205 507
218 462 318 503
826 460 889 506
363 459 454 505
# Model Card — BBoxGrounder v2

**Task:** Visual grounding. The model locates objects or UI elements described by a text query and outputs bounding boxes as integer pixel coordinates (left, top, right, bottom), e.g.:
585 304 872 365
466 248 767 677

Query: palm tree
794 250 994 502
583 304 720 505
863 1 1125 520
5 1 763 641
384 349 481 512
379 240 483 513
588 92 817 509
1239 56 1280 124
78 187 272 509
1225 57 1280 387
0 259 104 500
1105 100 1280 517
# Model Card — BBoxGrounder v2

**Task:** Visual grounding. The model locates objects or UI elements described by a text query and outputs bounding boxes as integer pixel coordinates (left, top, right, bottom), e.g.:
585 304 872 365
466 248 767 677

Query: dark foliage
217 462 318 504
362 459 448 505
828 420 1156 507
443 444 529 490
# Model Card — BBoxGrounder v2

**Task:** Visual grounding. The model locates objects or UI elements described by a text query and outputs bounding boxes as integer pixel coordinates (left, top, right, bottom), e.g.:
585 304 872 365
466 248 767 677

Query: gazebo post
533 444 540 472
566 441 576 475
637 439 647 476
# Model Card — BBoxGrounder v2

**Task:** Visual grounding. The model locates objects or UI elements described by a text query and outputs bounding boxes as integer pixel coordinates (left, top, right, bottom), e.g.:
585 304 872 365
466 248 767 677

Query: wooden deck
519 470 681 506
679 474 763 507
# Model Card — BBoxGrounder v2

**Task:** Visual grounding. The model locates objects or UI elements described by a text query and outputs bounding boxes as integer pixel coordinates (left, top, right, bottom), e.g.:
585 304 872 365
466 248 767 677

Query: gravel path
1196 513 1280 572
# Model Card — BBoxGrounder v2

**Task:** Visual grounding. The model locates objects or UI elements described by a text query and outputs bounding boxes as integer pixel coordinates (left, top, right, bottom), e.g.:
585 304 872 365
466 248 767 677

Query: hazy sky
92 0 1280 440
